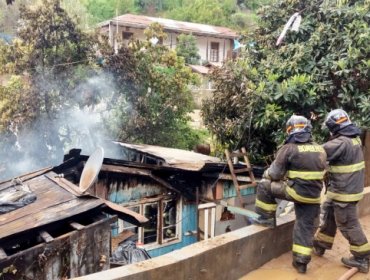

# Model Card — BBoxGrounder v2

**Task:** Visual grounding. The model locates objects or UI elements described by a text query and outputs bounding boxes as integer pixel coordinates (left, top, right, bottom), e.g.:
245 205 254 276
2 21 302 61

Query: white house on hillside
99 14 239 128
98 14 238 66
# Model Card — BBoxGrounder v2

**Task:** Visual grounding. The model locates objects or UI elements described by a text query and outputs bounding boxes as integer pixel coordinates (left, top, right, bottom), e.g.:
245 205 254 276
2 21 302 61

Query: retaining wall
76 188 370 280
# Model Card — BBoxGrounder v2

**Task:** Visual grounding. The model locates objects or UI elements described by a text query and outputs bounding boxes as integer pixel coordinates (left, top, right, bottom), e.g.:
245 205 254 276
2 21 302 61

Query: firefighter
254 115 327 274
313 109 370 273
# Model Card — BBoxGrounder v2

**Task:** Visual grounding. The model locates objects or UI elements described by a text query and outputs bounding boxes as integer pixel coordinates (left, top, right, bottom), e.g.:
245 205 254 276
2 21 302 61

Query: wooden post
196 186 200 241
206 37 209 61
0 247 7 260
211 207 215 238
39 231 54 243
204 208 209 240
70 222 85 231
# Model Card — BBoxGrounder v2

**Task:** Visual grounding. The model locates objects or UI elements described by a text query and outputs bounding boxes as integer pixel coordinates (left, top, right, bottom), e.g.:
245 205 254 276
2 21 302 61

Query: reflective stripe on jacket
324 136 364 202
268 142 327 203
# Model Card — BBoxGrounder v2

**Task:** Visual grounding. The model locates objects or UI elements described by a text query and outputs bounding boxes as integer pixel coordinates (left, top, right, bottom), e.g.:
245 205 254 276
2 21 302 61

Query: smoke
0 71 126 181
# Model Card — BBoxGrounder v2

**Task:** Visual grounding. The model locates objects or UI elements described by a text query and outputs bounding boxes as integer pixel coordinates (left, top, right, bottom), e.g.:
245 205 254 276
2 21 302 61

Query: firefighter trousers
314 199 370 258
255 180 320 264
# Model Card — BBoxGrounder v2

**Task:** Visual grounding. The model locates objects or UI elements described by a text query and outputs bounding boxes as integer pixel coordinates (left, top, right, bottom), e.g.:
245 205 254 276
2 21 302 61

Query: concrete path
240 215 370 280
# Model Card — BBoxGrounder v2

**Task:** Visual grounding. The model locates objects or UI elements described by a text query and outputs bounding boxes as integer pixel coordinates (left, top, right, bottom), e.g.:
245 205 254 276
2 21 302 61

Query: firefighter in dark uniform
313 109 370 273
255 115 327 274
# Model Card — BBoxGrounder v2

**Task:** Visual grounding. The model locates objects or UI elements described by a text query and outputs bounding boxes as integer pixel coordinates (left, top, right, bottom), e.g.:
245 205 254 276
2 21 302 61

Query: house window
117 198 180 246
143 203 158 244
210 42 219 62
122 31 133 40
162 200 177 240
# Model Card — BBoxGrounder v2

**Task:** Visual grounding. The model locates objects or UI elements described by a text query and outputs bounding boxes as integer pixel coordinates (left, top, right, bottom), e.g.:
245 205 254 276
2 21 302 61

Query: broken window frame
117 196 182 248
161 199 179 242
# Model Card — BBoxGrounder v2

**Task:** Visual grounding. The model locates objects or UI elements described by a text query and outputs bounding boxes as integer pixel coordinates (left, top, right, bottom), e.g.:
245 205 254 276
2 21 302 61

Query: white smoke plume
0 71 126 181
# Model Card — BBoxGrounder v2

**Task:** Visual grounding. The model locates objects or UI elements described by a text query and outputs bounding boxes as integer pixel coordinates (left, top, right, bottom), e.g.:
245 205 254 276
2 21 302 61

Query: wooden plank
242 147 256 183
214 181 224 200
101 164 152 176
95 180 108 200
102 199 148 226
158 199 163 245
39 231 54 243
70 222 85 231
0 216 114 279
239 183 257 190
0 247 7 259
45 174 84 197
0 198 103 239
203 173 253 182
0 167 52 192
233 168 252 174
0 175 75 226
225 149 243 201
101 164 180 194
198 202 217 210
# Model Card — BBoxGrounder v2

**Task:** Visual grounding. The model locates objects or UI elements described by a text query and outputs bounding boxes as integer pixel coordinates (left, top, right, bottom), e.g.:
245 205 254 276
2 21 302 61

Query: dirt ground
240 215 370 280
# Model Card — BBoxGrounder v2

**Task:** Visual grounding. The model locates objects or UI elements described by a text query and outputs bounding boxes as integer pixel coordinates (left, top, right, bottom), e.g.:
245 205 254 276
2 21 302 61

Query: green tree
85 0 137 24
202 0 370 163
103 23 202 148
175 34 200 64
165 0 237 27
0 0 98 179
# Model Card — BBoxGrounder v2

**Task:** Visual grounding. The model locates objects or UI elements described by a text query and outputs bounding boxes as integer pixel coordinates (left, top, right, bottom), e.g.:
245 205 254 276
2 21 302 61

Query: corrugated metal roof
115 142 221 171
100 14 238 39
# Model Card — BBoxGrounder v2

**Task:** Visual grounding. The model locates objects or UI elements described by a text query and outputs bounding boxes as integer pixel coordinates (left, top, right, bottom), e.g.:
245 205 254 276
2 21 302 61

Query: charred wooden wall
90 173 168 204
0 217 114 280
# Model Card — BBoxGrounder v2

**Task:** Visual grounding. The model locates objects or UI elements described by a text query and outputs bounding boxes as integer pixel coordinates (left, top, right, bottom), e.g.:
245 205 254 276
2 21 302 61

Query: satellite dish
79 147 104 192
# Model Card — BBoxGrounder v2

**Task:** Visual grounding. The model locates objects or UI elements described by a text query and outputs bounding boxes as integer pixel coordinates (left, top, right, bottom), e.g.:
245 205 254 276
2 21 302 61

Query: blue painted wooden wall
223 180 255 198
147 203 197 258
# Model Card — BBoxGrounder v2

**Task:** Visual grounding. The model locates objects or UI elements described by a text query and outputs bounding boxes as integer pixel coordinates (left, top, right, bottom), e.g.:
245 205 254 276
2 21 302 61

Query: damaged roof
99 13 238 39
0 169 147 240
115 142 222 171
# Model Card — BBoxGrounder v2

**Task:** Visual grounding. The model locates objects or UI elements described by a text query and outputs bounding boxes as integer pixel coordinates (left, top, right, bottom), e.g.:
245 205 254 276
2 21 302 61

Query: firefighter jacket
267 142 327 204
324 135 365 202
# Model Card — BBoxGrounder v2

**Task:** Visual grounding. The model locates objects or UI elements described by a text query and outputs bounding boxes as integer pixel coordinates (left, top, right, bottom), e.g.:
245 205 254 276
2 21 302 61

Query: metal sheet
115 142 221 171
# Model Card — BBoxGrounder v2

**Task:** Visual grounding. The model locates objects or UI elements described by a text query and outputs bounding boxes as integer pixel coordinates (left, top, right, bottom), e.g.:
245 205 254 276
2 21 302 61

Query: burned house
0 163 147 279
58 142 258 258
0 142 258 280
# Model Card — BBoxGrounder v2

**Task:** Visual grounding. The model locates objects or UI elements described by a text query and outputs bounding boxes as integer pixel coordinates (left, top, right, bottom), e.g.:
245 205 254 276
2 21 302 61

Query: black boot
313 245 325 256
292 260 307 274
341 256 369 273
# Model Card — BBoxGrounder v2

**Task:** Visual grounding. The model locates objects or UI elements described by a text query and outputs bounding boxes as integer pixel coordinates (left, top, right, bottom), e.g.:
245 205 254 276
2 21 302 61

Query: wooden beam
70 222 85 231
198 202 216 210
203 173 253 182
101 164 180 194
0 247 7 259
39 231 54 243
